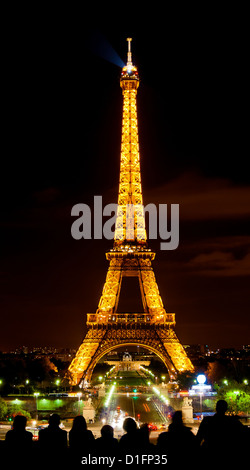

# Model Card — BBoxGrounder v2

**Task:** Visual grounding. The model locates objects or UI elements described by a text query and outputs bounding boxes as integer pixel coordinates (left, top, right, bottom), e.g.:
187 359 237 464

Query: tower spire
127 37 132 65
114 38 145 245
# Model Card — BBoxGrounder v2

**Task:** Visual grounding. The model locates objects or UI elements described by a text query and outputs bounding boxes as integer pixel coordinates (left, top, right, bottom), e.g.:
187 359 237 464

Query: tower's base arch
84 340 175 384
68 325 194 385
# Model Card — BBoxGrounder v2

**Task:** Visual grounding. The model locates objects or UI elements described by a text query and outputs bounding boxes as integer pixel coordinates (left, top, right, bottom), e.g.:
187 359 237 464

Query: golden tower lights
68 39 194 386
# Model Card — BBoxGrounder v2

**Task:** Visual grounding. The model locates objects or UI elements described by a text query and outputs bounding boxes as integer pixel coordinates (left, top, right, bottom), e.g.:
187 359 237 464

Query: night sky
1 22 249 352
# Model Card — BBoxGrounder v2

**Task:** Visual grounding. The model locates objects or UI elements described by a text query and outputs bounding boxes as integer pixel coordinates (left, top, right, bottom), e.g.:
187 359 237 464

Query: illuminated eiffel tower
68 38 193 385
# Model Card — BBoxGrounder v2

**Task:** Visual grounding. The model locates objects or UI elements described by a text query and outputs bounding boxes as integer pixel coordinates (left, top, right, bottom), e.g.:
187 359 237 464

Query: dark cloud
145 172 250 220
33 187 61 204
187 250 250 277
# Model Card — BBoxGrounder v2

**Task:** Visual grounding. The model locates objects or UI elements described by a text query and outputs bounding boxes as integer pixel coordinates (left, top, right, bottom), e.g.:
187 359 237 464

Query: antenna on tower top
127 37 132 65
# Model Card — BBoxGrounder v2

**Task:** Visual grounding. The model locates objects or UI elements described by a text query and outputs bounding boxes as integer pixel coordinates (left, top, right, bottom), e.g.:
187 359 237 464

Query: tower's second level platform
107 245 155 261
87 312 176 328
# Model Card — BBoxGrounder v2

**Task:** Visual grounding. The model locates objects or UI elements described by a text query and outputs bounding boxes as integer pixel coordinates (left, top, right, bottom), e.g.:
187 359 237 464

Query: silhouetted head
101 424 114 438
171 411 183 426
49 413 61 427
123 417 137 433
13 415 27 431
71 415 87 432
216 400 228 415
138 423 150 443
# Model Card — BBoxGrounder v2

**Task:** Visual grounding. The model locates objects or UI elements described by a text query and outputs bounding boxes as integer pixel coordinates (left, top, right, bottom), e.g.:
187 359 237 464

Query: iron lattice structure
68 39 193 385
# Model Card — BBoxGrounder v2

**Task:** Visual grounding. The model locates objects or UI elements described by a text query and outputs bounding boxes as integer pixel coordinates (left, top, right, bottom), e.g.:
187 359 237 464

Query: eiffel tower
68 38 194 386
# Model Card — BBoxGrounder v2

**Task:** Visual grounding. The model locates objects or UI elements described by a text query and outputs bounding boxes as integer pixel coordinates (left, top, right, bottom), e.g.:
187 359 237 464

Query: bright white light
197 374 206 385
104 384 115 407
152 386 169 404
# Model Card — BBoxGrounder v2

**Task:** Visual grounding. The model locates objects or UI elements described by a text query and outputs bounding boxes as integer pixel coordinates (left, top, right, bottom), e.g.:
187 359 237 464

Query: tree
0 398 8 420
177 370 197 389
216 380 250 414
207 361 228 383
8 403 31 420
0 398 31 421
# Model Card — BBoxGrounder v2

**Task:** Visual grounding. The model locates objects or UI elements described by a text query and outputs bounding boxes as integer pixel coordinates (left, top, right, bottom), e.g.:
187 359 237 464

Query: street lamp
25 379 30 394
76 392 82 414
197 374 206 385
197 374 206 419
34 392 40 421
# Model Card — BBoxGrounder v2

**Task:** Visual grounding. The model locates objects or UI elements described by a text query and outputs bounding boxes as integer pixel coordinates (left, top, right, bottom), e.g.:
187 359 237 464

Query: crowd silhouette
1 400 248 469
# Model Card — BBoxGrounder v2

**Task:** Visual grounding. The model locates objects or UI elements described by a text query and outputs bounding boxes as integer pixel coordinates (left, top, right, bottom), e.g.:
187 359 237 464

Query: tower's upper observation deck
120 38 139 87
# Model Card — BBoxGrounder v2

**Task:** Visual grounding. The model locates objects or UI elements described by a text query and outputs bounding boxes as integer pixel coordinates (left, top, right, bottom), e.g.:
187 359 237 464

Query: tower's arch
83 339 177 383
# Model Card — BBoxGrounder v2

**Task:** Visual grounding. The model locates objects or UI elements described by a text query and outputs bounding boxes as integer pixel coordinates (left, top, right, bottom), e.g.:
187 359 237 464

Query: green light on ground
13 399 23 405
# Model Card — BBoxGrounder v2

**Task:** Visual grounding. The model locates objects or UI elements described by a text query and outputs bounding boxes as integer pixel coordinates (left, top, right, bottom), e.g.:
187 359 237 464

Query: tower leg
68 328 106 385
157 328 194 373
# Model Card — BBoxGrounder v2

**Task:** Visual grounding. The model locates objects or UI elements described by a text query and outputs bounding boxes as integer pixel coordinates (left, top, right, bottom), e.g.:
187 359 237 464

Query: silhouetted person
157 411 196 468
196 399 247 467
38 413 67 464
69 415 95 455
95 425 118 457
5 415 33 449
137 423 155 454
118 417 139 455
4 415 34 467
